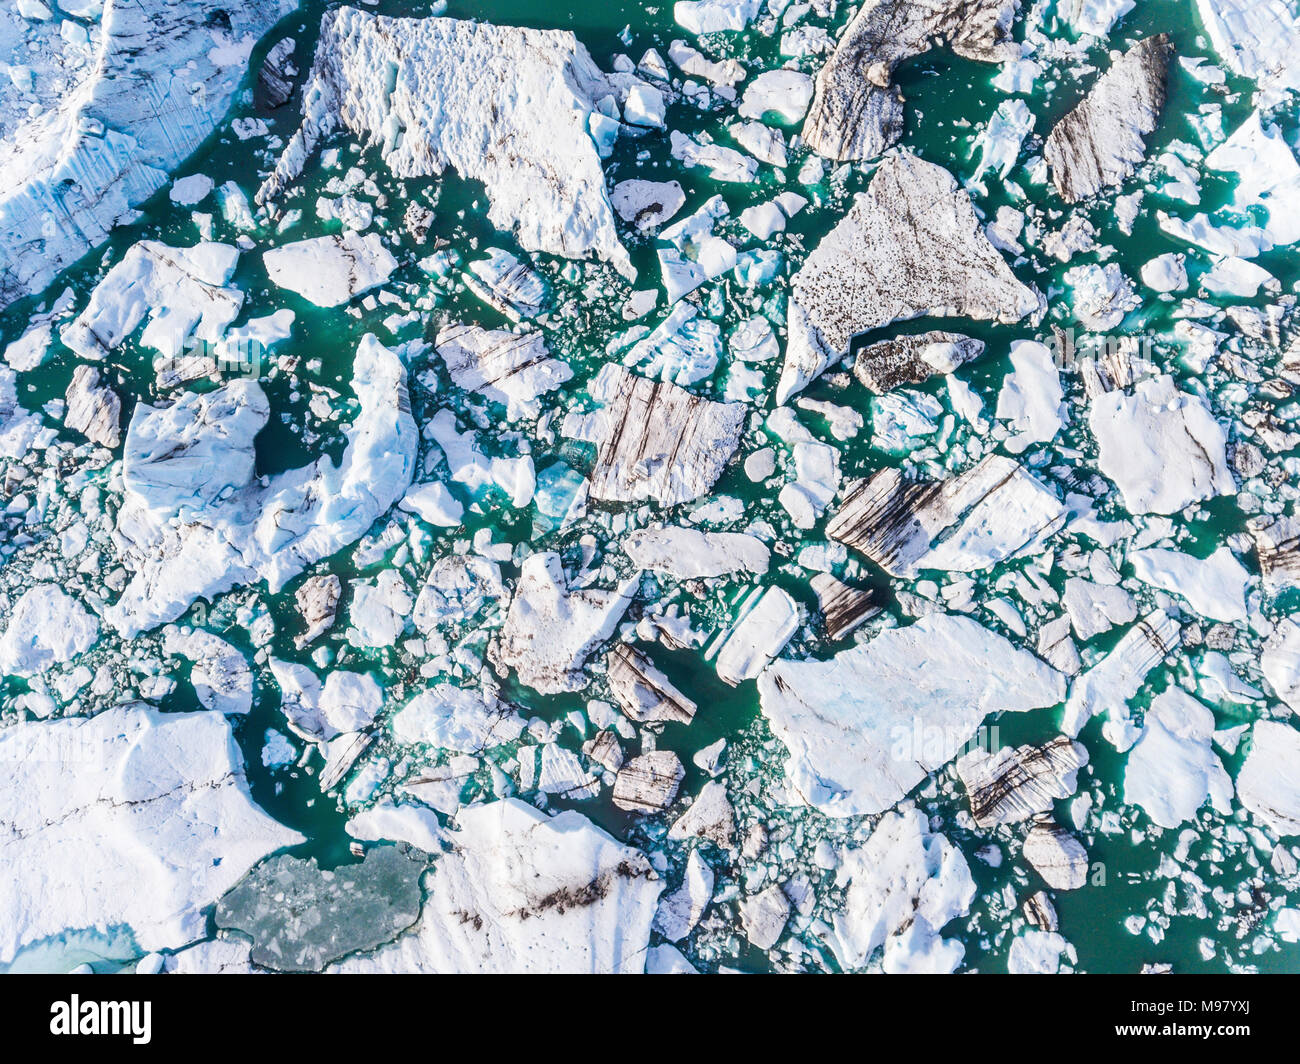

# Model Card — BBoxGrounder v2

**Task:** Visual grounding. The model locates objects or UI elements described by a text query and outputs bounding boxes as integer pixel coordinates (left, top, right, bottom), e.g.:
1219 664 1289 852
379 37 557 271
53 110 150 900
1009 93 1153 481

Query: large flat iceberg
758 614 1065 816
0 704 301 965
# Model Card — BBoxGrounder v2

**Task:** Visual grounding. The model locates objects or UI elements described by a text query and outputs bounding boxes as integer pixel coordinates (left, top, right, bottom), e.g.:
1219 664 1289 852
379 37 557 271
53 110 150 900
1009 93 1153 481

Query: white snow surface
1088 375 1234 515
260 7 636 278
0 704 301 965
758 614 1065 816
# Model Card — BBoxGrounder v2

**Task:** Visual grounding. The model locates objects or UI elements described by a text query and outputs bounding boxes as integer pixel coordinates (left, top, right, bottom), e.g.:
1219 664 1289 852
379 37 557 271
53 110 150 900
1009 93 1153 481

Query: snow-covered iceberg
260 6 636 278
106 334 417 635
0 704 301 965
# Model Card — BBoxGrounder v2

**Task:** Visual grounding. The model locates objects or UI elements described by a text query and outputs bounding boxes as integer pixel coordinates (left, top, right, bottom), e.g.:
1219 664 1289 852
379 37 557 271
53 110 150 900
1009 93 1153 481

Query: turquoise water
2 0 1300 972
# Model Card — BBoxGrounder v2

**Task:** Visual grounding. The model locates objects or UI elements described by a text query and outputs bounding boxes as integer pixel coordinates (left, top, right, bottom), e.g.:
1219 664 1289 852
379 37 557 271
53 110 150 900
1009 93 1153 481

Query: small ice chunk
170 174 214 206
1128 546 1250 623
263 232 397 307
737 69 814 124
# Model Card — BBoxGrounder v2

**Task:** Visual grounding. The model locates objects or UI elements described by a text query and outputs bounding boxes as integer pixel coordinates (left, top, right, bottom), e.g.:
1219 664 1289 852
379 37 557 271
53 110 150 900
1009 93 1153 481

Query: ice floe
1063 610 1180 738
758 614 1065 816
0 584 98 677
264 231 397 308
711 585 800 685
957 736 1088 828
106 334 417 635
780 152 1043 403
1088 375 1233 515
0 704 301 965
1123 687 1233 829
331 799 661 972
261 7 636 278
1128 546 1250 623
435 324 571 420
826 808 975 973
1238 722 1300 836
623 525 770 578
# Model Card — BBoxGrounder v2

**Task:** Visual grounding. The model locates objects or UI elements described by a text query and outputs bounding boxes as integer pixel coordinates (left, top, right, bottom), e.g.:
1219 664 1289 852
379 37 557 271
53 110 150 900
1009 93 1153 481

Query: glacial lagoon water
2 0 1299 973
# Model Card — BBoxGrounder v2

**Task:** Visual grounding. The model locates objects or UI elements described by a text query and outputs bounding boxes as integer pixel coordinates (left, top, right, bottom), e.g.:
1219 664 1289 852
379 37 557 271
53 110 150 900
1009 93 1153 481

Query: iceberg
330 800 662 973
758 614 1065 816
106 334 417 636
780 153 1042 403
0 0 297 310
260 6 635 279
827 809 975 973
0 704 301 965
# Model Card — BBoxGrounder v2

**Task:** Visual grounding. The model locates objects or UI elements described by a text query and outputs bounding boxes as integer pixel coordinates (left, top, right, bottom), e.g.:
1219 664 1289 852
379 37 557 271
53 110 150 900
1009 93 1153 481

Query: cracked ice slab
562 364 746 507
61 241 243 361
0 704 302 965
330 799 662 973
758 613 1065 817
1062 610 1181 738
259 6 635 279
0 0 297 310
827 455 1066 579
827 808 976 973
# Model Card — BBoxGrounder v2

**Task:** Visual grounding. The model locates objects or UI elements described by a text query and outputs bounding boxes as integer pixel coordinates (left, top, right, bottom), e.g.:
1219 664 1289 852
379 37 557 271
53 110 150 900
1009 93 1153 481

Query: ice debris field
1 0 1300 974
